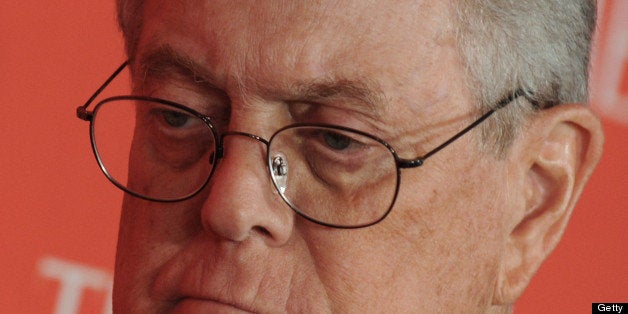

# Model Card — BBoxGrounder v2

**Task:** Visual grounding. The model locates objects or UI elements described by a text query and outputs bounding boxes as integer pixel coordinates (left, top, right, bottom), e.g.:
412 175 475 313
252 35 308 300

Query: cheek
114 196 203 303
389 154 510 304
118 195 203 245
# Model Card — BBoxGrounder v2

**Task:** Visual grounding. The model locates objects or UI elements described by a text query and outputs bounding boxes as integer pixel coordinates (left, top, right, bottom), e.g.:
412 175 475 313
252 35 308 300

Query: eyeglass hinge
398 158 424 169
76 107 92 121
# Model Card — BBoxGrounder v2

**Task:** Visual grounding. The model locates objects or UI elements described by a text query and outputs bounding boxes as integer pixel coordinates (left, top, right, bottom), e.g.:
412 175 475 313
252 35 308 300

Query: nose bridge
217 131 270 159
200 129 294 245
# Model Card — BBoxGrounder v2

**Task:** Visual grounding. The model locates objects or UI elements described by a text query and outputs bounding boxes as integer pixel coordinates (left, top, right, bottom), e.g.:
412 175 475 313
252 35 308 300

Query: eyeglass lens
268 126 398 227
92 98 216 201
92 99 399 226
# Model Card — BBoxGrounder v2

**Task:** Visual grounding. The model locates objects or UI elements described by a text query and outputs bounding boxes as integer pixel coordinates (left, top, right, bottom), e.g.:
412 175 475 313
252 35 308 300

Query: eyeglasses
77 61 527 228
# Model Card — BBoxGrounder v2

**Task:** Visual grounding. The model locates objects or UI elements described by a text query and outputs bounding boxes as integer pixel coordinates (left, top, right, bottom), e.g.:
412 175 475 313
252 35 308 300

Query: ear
493 103 604 304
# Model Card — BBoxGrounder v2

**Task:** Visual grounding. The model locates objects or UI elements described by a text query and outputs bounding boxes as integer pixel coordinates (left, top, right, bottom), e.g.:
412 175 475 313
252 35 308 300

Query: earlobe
493 104 604 304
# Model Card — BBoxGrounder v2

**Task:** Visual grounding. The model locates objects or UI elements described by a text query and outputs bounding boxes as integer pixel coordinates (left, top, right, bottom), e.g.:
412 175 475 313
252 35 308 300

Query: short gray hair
452 0 597 152
115 0 597 152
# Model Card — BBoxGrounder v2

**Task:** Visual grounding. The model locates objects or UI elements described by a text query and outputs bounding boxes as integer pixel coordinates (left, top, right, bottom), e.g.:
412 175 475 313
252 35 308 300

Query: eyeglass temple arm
397 89 533 169
76 61 129 121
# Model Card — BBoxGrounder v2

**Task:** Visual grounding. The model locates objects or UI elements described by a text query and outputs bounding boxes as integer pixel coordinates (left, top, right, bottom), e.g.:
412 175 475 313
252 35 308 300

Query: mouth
171 297 257 314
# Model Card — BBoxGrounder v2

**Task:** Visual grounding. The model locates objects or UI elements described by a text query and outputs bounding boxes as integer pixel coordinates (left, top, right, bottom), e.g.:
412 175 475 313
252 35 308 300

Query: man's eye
161 110 191 128
322 131 353 150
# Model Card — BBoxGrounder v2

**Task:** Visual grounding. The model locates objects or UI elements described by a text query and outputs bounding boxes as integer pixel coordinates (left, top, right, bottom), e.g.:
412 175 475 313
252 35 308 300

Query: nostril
253 226 271 237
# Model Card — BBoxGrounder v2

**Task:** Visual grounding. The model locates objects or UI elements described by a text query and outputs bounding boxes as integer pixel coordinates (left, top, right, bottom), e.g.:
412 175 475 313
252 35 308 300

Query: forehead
137 0 458 95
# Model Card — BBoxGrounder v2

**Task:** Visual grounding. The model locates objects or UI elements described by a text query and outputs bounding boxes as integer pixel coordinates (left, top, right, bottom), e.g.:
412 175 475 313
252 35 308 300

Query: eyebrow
290 79 387 115
136 44 388 116
136 45 216 89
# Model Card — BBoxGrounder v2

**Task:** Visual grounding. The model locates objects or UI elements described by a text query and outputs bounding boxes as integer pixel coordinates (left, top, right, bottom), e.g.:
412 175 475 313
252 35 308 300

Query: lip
153 260 265 314
171 297 257 314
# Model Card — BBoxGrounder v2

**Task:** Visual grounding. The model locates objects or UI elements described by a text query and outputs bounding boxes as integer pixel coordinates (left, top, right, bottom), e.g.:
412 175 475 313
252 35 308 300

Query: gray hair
453 0 597 152
115 0 597 153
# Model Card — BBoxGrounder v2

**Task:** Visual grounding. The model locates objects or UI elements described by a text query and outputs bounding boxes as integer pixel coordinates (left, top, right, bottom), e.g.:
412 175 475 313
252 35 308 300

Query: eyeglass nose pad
271 153 288 194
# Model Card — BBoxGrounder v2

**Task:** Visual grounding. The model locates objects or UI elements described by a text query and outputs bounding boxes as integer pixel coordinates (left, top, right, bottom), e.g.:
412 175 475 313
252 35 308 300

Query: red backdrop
1 1 626 313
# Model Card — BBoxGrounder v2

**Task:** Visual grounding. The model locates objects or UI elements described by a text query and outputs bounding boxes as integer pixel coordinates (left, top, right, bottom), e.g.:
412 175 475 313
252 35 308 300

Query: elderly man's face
114 1 518 312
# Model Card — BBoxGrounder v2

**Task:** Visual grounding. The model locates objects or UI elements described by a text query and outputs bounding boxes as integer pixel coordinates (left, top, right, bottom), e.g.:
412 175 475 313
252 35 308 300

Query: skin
113 0 604 313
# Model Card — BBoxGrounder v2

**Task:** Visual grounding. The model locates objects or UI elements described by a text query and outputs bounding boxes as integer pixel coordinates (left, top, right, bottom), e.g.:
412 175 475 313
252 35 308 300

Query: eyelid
154 106 194 119
289 101 389 140
307 130 374 161
322 130 368 151
140 77 231 126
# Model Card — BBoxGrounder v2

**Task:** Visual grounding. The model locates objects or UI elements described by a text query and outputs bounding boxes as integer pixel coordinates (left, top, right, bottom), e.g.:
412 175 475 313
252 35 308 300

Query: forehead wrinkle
133 44 386 108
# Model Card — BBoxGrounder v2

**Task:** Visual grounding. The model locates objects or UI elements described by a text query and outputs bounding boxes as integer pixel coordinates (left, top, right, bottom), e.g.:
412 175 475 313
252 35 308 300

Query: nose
200 132 294 246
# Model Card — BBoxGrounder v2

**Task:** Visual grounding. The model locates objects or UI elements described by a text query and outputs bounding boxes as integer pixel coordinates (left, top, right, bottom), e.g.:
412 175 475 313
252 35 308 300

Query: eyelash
142 81 231 126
